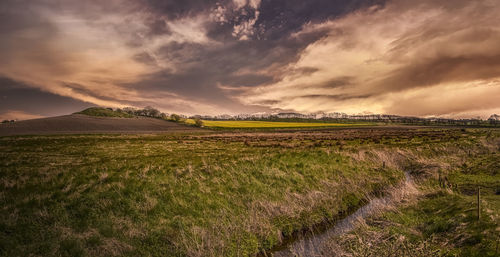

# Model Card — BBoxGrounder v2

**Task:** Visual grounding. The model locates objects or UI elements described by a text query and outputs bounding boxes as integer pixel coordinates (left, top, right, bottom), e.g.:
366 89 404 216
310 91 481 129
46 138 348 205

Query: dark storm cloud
255 0 384 40
133 31 329 102
143 0 221 19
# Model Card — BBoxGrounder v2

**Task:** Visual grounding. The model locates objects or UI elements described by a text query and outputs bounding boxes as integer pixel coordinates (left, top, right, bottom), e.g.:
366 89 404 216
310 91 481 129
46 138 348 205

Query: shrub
194 117 204 127
170 114 181 122
143 106 160 118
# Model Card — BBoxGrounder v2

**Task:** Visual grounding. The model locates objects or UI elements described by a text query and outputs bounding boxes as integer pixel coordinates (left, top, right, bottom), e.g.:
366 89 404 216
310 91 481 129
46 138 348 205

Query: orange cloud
0 1 220 114
236 0 500 118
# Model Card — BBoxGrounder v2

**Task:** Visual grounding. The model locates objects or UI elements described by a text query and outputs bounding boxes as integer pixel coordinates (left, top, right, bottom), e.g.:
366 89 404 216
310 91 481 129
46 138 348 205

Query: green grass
0 134 401 256
0 128 498 256
75 107 134 118
329 189 499 256
184 119 374 128
325 137 500 257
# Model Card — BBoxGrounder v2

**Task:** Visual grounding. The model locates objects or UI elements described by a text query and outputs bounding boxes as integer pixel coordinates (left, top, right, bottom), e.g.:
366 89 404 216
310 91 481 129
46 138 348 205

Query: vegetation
325 186 499 256
320 134 500 257
184 119 374 128
77 107 172 120
0 128 498 256
76 107 135 118
0 132 401 256
193 117 204 127
120 106 163 118
170 114 182 122
74 106 500 128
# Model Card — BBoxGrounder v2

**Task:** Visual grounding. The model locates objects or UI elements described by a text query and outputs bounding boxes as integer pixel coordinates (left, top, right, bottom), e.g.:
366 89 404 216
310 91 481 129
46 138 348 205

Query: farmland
1 126 499 257
0 114 204 136
184 119 373 128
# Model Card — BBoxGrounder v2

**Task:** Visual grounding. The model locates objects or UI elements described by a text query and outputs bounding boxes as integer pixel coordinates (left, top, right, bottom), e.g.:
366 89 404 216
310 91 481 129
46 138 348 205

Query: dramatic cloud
0 0 223 116
1 0 499 119
236 0 500 117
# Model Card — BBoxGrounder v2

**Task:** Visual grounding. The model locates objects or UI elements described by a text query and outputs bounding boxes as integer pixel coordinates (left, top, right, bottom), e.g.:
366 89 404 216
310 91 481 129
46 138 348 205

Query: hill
0 114 203 136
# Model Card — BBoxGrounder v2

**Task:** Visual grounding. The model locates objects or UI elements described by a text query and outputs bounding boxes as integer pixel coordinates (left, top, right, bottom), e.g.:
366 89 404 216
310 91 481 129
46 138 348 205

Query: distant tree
144 106 160 117
122 107 136 115
194 117 204 127
170 114 181 122
489 114 499 125
1 120 9 124
134 109 145 116
160 113 168 119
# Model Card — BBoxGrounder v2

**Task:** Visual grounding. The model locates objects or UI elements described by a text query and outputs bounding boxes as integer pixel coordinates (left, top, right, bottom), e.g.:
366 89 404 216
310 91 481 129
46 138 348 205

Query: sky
1 0 500 120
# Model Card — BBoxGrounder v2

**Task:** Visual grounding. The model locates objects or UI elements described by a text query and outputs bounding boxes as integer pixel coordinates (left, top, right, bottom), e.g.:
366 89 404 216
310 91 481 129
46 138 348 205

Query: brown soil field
0 114 204 136
187 126 461 142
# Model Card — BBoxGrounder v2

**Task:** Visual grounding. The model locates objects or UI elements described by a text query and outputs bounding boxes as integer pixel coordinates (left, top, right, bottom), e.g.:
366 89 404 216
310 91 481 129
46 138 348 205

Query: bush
170 114 181 122
143 106 160 118
194 117 204 127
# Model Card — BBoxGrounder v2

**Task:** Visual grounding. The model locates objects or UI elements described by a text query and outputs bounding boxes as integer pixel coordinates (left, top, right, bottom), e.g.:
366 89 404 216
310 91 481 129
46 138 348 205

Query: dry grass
1 128 498 256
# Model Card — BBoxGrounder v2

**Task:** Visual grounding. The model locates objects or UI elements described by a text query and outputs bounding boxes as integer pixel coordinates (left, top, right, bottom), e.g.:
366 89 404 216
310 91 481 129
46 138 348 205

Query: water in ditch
270 172 416 257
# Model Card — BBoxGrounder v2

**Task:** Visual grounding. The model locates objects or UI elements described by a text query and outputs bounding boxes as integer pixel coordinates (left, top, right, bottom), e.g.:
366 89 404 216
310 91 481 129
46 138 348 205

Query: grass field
185 119 373 128
321 134 500 257
1 128 499 256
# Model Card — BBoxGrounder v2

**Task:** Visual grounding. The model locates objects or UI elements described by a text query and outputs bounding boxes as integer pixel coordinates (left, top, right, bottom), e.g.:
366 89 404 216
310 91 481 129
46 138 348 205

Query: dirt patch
187 126 462 143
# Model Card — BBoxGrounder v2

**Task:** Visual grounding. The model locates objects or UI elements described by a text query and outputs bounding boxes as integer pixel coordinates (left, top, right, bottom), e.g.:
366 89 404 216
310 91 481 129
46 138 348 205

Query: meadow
1 127 499 256
323 148 500 257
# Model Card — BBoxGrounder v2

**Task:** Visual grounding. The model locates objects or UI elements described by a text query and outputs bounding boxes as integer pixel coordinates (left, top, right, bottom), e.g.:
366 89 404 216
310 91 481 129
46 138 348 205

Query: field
0 114 202 136
1 127 499 257
185 119 373 128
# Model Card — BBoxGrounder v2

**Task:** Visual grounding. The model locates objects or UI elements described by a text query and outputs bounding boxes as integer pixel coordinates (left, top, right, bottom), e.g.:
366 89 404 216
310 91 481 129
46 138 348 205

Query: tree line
113 106 203 127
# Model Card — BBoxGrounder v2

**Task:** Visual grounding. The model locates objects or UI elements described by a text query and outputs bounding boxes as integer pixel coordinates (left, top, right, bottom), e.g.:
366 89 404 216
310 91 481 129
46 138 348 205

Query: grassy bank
321 133 500 257
0 128 498 256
